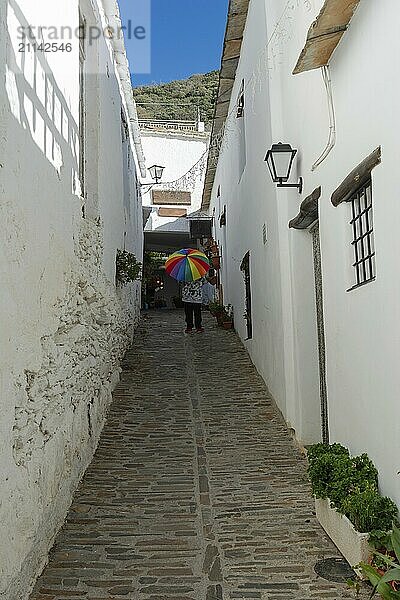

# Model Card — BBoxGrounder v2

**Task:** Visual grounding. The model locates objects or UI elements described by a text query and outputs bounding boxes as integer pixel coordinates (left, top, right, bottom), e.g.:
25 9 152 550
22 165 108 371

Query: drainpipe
312 65 336 171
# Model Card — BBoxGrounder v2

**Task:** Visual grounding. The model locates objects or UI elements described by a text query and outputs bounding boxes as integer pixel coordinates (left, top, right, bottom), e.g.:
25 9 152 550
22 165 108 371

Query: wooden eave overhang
289 187 321 229
331 147 381 207
293 0 361 75
201 0 250 210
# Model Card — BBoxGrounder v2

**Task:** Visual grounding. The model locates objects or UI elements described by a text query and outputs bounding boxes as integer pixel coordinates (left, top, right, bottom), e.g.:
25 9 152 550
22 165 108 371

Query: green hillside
133 71 219 127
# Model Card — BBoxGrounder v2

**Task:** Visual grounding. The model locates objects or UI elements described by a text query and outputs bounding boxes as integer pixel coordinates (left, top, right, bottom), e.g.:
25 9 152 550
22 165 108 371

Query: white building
203 0 400 508
0 0 145 597
140 121 210 306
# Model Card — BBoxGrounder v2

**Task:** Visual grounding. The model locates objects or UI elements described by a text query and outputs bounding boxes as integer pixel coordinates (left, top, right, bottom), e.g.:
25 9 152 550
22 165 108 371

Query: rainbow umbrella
165 248 210 282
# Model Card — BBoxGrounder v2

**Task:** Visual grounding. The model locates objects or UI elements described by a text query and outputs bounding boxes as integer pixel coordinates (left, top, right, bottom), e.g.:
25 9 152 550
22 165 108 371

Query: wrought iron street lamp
148 164 165 184
264 143 303 194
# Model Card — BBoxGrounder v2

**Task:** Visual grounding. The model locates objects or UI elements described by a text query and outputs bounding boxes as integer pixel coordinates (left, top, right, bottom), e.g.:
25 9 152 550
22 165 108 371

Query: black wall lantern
265 142 303 194
148 164 165 184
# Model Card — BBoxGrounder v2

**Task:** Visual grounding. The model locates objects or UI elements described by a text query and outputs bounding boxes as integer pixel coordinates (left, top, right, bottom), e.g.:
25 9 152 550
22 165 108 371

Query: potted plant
206 241 221 270
221 304 234 329
216 311 224 326
359 525 400 598
209 301 223 317
209 241 219 254
307 443 398 572
211 255 221 270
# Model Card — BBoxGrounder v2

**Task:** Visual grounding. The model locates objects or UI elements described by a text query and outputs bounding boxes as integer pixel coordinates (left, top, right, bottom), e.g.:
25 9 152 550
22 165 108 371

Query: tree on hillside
133 71 219 128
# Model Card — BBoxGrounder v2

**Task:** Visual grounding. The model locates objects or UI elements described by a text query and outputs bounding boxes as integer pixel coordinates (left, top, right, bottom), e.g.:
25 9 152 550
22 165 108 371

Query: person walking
202 275 216 307
182 278 205 333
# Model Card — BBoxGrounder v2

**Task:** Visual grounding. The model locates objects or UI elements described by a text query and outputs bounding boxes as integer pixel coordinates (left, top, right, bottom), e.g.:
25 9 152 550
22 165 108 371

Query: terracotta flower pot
222 321 233 329
212 256 221 270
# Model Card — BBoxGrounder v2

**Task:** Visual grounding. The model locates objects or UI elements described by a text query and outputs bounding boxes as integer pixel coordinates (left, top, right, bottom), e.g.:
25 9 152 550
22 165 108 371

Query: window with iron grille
236 80 246 178
240 251 253 340
236 80 245 118
349 178 375 290
121 108 129 142
219 205 226 227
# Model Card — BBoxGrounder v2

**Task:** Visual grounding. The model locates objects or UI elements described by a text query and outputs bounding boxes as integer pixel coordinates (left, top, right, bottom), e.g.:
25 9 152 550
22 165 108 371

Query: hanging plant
116 249 142 286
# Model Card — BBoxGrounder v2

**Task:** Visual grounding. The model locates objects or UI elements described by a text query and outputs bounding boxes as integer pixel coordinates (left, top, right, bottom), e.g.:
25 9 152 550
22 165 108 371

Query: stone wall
1 218 140 600
0 0 144 595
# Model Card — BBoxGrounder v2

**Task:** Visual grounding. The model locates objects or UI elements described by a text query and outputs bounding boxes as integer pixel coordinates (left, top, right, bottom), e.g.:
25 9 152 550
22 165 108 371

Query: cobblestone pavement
30 311 365 600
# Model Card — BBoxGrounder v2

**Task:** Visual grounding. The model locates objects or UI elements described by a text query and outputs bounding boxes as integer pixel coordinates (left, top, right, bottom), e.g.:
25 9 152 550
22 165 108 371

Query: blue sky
118 0 229 87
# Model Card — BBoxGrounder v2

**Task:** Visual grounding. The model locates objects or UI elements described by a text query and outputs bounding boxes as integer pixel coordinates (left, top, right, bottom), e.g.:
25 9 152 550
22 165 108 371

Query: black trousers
184 302 202 329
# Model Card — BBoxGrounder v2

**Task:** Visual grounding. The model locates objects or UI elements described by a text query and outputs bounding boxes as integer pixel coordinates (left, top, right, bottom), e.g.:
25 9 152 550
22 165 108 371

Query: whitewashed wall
0 0 143 597
210 0 400 507
210 0 321 449
141 130 209 233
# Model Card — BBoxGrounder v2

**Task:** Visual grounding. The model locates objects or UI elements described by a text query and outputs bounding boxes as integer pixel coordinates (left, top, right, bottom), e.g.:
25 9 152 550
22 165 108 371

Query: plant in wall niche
359 523 400 598
116 250 142 286
307 443 398 534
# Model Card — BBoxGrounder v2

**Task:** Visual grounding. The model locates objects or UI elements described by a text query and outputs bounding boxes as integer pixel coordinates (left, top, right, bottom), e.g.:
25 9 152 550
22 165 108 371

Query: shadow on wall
5 0 79 187
153 216 191 233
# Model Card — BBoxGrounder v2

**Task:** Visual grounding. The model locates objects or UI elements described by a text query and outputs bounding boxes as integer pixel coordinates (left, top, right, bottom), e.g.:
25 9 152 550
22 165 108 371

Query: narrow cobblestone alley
30 312 363 600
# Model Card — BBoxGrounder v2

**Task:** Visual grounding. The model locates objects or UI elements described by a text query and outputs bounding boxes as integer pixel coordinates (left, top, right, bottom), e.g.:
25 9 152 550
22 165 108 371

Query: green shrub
308 450 353 509
133 71 219 128
369 530 394 552
307 443 398 534
352 453 379 489
342 483 398 533
307 442 350 462
116 250 142 286
209 301 224 313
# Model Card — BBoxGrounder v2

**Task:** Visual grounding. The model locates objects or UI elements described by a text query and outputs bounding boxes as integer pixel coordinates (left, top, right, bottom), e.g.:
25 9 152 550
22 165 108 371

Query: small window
348 178 376 290
240 251 253 340
219 205 226 227
121 108 129 142
236 80 245 118
216 186 222 224
236 80 246 178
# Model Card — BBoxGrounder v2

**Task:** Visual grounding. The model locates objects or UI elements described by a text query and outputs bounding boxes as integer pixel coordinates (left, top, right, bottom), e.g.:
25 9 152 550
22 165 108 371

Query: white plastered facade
0 0 144 596
208 0 400 509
